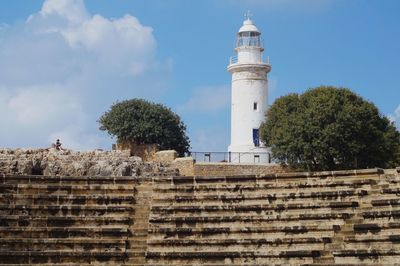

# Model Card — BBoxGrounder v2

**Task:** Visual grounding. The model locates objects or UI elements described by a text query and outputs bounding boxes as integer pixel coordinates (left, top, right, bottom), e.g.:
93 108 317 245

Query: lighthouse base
228 145 273 164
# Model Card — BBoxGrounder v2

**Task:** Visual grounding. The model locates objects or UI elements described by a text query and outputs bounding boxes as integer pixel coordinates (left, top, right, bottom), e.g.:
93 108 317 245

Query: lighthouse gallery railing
188 151 272 164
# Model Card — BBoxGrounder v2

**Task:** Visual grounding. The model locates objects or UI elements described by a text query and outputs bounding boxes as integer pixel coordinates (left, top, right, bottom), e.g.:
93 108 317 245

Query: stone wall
172 158 286 176
193 162 286 176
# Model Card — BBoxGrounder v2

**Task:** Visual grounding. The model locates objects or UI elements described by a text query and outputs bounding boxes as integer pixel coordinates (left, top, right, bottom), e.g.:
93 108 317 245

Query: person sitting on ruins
55 139 63 151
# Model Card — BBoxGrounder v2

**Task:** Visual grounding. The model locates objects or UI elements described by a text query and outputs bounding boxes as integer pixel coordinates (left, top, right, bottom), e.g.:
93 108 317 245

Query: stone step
148 236 333 246
146 250 323 259
152 180 380 193
0 264 147 266
153 175 384 190
341 226 400 242
150 223 400 240
342 240 400 250
145 258 318 265
146 259 316 266
334 254 400 266
381 187 400 195
0 204 134 216
0 250 129 264
0 194 136 205
151 201 360 214
150 212 354 224
153 168 383 184
150 207 400 226
362 208 400 219
1 175 141 185
150 212 355 225
351 222 400 234
0 215 134 227
148 243 327 254
371 198 400 207
0 264 152 266
150 219 341 230
0 238 127 252
152 187 374 202
148 225 337 241
0 264 138 266
152 192 400 207
152 195 400 209
333 249 400 264
151 208 360 219
0 263 393 266
149 217 346 229
0 227 131 239
0 184 136 195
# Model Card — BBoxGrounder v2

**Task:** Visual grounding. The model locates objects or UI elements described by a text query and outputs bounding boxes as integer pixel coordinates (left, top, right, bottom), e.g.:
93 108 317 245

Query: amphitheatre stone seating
147 168 400 265
1 167 400 265
0 174 153 265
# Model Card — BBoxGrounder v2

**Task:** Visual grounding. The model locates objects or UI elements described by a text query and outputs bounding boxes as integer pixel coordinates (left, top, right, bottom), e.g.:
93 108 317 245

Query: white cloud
24 0 156 78
8 86 83 127
39 0 89 24
178 85 230 113
388 105 400 128
0 0 167 150
0 85 104 150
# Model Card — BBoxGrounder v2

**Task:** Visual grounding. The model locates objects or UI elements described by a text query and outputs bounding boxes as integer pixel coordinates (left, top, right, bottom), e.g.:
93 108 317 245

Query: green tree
99 99 190 156
260 86 400 171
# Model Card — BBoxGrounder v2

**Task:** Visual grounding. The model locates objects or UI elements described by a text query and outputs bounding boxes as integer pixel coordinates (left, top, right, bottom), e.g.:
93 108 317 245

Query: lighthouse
228 13 272 163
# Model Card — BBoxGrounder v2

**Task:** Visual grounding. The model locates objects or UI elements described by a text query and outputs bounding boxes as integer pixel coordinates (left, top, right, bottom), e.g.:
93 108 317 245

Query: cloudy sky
0 0 399 151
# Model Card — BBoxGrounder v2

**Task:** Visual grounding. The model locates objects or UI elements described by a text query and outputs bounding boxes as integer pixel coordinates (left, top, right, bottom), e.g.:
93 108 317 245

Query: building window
253 102 258 111
253 128 260 147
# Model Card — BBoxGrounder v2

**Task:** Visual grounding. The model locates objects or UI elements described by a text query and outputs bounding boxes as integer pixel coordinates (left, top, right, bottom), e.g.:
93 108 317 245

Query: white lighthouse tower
228 13 272 163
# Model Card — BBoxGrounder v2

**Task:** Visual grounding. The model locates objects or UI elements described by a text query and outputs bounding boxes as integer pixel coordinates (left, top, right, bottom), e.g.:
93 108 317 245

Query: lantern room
236 19 263 50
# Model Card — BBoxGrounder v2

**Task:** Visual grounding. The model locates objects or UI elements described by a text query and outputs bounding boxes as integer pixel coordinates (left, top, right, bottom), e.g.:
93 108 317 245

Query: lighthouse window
253 102 258 111
253 129 260 147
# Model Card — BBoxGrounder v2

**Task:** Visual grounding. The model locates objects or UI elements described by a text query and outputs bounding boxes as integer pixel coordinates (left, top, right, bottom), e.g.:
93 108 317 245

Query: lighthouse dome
238 19 260 34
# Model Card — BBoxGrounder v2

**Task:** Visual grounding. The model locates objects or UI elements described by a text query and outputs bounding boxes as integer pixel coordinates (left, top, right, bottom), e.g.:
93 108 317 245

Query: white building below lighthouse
228 14 272 163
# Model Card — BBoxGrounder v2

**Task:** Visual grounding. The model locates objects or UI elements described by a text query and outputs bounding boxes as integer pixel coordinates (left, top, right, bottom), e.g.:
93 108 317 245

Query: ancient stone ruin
0 148 176 177
0 149 400 265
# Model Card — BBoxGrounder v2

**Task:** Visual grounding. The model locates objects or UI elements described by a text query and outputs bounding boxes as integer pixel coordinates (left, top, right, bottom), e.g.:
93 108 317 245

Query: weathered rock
0 148 176 177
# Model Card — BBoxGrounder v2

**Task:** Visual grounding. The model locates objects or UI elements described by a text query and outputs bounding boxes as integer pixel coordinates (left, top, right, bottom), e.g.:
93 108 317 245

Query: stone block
116 140 159 161
155 150 178 163
173 157 195 176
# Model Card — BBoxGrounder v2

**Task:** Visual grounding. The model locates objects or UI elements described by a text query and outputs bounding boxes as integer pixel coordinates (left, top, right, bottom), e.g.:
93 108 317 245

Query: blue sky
0 0 399 151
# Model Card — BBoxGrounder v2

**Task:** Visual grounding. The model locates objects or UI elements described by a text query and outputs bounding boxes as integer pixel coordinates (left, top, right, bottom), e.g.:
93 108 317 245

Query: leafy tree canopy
260 86 400 171
99 99 190 156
